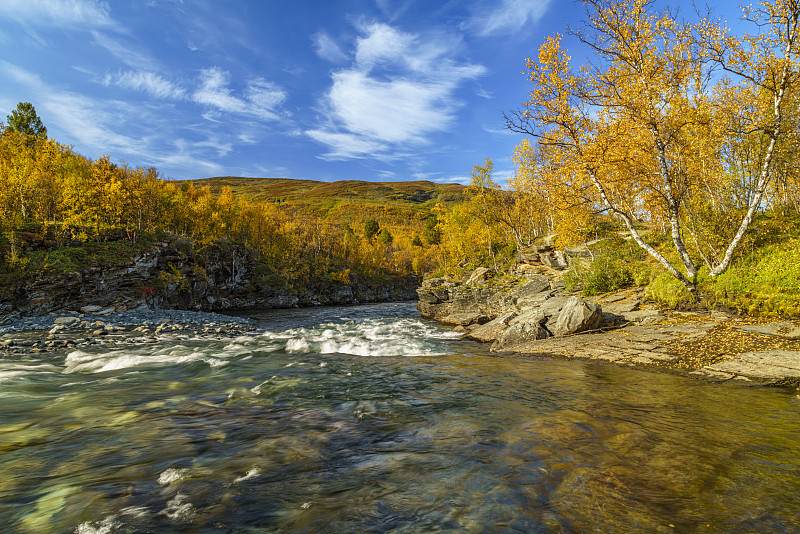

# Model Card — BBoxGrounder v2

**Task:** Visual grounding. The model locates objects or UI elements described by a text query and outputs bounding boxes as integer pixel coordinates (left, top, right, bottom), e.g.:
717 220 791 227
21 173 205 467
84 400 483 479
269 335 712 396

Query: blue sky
0 0 741 184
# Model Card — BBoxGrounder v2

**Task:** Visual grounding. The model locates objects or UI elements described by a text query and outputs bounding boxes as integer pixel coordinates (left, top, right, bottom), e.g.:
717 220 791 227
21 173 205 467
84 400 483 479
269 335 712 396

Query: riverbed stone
465 312 516 343
551 297 603 337
440 312 488 327
492 320 549 351
704 350 800 379
80 305 102 314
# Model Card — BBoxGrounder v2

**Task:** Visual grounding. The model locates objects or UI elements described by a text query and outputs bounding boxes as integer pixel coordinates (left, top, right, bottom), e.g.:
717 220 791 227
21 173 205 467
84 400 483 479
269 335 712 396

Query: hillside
190 177 467 212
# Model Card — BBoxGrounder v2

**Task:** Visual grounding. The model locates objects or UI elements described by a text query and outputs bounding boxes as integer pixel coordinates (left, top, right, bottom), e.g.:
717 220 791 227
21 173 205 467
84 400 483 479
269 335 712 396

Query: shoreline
497 308 800 387
5 296 800 390
416 272 800 388
0 306 259 357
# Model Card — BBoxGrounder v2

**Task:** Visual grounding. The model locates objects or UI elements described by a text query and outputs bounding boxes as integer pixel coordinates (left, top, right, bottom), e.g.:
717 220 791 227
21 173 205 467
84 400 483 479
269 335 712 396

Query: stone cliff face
3 236 418 317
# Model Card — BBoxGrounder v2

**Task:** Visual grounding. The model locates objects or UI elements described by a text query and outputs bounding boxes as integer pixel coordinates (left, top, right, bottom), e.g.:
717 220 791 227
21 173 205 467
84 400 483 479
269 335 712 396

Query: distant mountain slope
191 177 467 211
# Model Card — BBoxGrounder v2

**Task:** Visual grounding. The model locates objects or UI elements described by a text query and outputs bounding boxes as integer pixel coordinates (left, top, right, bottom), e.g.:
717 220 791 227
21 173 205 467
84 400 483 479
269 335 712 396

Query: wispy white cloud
0 0 111 29
307 22 486 161
306 129 390 161
103 70 185 99
469 0 551 37
194 67 243 113
483 125 515 136
193 67 288 121
312 31 348 63
0 60 226 178
91 30 162 71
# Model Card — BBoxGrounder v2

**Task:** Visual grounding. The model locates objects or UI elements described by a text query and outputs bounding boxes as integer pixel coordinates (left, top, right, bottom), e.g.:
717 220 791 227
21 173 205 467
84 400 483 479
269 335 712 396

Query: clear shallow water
2 303 800 533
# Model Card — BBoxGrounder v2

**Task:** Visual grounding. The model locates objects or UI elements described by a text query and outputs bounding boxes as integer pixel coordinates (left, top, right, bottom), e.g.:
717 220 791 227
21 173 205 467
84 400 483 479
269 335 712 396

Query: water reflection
0 303 799 533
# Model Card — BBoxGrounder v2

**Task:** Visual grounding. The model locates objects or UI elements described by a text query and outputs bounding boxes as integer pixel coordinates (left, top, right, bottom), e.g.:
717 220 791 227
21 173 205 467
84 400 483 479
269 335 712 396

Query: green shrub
707 238 800 317
645 272 695 308
564 237 646 295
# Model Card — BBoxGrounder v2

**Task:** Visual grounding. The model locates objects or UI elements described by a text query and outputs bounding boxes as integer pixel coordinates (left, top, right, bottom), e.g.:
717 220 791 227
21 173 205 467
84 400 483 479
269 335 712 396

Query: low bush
564 237 647 295
707 238 800 317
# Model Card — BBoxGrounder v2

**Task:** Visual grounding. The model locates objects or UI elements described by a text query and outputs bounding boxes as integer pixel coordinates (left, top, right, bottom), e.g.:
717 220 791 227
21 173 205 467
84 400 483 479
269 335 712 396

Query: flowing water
2 302 800 533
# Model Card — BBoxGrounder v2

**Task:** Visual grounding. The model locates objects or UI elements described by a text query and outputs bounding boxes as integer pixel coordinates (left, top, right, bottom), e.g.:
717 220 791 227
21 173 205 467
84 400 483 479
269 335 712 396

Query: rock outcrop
3 235 418 317
417 269 605 352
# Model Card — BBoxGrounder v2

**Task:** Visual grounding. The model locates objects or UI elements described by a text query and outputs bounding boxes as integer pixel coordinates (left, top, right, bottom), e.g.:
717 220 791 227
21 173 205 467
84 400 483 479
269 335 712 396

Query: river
2 302 800 533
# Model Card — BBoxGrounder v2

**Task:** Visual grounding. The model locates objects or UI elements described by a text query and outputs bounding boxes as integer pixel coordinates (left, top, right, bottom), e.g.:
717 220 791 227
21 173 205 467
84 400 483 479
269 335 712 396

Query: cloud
103 70 185 99
307 23 486 160
193 67 288 121
0 61 226 178
312 31 348 63
470 0 551 36
91 31 162 71
353 23 414 69
0 0 111 29
306 130 389 161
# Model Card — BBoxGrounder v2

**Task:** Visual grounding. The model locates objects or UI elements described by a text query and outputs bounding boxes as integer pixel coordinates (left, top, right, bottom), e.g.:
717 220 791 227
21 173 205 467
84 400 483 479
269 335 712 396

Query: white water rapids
2 303 800 533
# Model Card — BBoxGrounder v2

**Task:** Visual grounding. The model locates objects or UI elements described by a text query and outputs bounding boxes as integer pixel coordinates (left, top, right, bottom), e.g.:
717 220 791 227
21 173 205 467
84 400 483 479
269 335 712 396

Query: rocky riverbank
418 267 800 387
1 233 418 319
0 306 258 357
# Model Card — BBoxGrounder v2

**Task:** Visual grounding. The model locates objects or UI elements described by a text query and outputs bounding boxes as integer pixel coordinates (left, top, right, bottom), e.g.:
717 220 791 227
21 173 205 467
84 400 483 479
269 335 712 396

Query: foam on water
0 362 61 382
158 467 191 485
234 467 261 483
62 341 251 374
261 315 461 357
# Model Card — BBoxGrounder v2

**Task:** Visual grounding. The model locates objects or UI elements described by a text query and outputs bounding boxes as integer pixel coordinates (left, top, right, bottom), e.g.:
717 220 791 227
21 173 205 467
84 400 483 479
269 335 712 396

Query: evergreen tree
364 219 380 240
6 102 47 139
378 227 393 244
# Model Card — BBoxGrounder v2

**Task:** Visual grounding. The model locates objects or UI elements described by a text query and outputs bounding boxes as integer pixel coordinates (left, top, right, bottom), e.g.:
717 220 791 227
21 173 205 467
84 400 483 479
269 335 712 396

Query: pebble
0 307 257 357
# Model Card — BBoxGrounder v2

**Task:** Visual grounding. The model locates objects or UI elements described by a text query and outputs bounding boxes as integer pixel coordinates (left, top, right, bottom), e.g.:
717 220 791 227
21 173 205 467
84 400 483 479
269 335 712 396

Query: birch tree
508 0 800 291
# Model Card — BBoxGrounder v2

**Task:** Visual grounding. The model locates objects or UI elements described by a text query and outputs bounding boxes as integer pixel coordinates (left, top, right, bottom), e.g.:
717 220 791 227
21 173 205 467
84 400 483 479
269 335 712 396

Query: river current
2 302 800 533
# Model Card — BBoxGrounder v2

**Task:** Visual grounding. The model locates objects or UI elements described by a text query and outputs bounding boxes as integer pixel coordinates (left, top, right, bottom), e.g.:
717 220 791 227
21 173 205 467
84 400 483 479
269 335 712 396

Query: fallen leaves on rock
668 321 800 371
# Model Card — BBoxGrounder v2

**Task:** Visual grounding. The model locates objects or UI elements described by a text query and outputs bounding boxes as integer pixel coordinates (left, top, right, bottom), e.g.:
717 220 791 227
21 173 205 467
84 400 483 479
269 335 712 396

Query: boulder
465 312 517 343
538 296 569 323
516 248 542 264
80 305 102 314
54 316 79 325
517 276 551 297
541 251 569 270
509 308 547 327
492 320 549 351
421 277 446 289
465 267 491 285
551 296 603 337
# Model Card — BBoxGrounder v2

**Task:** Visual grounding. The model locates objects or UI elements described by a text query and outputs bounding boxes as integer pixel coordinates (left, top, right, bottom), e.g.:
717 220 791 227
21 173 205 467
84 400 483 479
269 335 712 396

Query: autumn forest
2 0 800 316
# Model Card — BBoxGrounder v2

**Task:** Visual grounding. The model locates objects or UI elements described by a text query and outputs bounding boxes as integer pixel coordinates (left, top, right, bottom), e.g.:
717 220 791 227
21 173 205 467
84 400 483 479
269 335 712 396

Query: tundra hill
190 177 467 213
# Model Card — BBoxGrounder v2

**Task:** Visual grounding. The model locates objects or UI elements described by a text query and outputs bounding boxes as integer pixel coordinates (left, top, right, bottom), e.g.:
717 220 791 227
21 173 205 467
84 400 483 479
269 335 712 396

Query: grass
707 238 800 317
18 233 158 276
564 215 800 318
